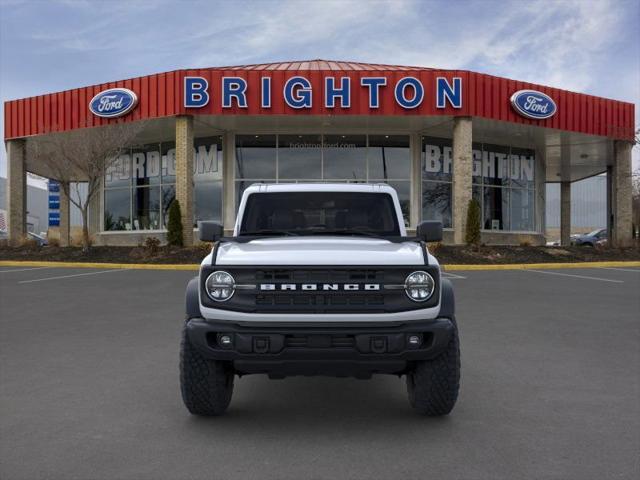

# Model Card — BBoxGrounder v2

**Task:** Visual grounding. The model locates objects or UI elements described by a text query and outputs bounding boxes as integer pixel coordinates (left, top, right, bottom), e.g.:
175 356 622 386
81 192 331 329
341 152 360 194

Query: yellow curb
0 260 199 270
1 260 639 271
443 261 640 271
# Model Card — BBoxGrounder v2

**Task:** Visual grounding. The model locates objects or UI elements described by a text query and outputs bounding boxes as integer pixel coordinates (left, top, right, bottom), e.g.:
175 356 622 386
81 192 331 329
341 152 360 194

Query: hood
212 237 427 266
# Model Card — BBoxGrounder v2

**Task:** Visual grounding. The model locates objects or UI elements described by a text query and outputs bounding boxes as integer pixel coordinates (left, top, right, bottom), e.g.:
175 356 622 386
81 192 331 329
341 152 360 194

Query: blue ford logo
510 90 556 120
89 88 138 118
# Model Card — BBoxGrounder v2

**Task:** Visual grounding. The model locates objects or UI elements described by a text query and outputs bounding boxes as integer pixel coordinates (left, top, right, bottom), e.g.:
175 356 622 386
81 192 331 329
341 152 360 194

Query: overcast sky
1 0 638 181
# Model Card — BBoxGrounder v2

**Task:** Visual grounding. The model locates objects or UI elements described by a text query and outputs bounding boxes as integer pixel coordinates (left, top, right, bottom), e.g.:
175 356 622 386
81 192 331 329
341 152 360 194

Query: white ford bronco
181 183 460 416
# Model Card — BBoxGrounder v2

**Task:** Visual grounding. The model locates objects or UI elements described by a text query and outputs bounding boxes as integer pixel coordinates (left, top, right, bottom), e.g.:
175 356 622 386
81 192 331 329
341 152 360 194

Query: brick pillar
452 117 473 244
6 139 27 245
610 141 633 247
59 182 70 247
409 133 422 231
560 181 571 246
222 132 236 236
175 115 194 246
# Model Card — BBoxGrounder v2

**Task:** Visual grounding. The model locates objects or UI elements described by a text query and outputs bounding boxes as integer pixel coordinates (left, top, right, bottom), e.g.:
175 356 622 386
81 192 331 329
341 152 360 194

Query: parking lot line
18 269 127 284
0 267 53 273
597 267 640 273
524 269 624 283
442 272 466 279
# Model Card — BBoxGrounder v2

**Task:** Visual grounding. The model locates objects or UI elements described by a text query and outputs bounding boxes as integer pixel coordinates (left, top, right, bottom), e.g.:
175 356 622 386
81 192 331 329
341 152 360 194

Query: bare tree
27 122 143 251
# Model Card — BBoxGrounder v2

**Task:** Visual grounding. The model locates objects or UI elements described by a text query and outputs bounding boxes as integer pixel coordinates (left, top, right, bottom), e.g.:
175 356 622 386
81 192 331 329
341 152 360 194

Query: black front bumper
186 317 454 378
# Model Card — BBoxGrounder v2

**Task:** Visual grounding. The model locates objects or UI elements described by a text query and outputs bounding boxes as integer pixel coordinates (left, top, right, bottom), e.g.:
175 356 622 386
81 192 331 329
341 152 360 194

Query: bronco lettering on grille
259 284 381 291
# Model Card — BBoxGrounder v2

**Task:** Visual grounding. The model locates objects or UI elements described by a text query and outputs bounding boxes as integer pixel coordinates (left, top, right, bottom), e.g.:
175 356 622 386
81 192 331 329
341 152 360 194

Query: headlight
404 271 435 302
205 271 235 302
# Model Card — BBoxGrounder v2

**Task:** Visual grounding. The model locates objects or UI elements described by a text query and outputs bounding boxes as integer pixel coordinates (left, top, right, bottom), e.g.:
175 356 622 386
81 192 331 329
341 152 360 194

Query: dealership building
3 60 636 246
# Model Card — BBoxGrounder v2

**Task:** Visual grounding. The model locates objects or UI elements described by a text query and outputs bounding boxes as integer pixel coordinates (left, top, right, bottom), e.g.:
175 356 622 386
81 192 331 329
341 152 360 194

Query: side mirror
198 221 224 242
417 221 443 243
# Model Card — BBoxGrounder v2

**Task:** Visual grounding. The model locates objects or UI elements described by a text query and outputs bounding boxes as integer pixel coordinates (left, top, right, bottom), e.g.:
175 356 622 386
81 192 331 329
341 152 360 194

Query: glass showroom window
160 141 176 227
473 143 536 232
479 143 510 230
234 134 411 223
104 153 132 231
422 137 537 232
193 136 223 226
368 135 410 225
422 136 453 228
104 136 223 231
508 147 536 232
104 142 172 231
235 134 277 206
323 134 366 180
131 143 161 230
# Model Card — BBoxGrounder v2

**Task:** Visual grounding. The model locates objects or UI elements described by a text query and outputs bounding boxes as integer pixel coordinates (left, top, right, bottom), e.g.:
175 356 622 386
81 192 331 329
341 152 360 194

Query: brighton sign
183 75 464 110
89 88 138 118
510 89 557 120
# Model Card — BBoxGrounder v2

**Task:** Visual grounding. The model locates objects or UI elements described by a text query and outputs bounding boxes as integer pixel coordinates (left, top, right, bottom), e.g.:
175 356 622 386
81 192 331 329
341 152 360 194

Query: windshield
239 191 401 237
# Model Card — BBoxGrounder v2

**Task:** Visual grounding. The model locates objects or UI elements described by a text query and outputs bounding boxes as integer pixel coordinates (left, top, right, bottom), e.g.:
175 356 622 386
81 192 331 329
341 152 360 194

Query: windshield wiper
240 229 301 237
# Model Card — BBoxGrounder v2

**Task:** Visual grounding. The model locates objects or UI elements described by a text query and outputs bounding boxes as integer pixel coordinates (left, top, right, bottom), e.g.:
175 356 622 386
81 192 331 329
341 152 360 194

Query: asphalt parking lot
1 264 639 480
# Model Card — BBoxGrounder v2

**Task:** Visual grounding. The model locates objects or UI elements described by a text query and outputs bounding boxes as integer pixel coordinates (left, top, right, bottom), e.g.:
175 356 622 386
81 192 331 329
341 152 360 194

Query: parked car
181 183 459 416
571 229 607 247
0 230 47 245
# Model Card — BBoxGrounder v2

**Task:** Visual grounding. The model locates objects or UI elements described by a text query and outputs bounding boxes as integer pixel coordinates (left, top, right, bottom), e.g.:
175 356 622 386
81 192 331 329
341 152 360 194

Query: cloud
1 0 638 176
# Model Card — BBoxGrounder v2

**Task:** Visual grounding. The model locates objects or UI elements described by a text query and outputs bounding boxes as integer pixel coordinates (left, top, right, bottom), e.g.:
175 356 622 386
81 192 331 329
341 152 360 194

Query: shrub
465 198 481 246
144 236 161 256
70 229 93 247
48 237 60 247
19 237 40 249
427 241 443 254
166 200 183 247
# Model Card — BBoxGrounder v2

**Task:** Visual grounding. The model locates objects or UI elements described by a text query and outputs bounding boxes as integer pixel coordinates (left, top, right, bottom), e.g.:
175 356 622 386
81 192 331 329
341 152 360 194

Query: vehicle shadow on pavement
182 375 456 429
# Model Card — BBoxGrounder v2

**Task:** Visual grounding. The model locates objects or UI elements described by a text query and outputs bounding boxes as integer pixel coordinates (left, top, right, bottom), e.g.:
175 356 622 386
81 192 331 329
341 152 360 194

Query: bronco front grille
200 265 440 313
256 292 385 309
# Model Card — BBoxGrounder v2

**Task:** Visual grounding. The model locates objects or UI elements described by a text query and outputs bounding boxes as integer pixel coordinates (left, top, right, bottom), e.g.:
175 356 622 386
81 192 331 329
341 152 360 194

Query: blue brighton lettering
394 77 424 109
360 77 387 108
436 77 462 108
222 77 248 108
325 77 351 108
184 77 209 108
283 76 312 109
261 77 271 108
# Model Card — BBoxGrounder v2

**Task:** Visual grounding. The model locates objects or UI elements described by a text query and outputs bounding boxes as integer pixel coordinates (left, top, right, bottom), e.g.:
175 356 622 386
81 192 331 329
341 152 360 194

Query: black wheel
180 324 234 416
406 317 460 416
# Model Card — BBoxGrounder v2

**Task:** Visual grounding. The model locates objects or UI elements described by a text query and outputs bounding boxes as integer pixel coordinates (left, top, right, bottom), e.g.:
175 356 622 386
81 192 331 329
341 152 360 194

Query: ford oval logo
510 89 556 120
89 88 138 118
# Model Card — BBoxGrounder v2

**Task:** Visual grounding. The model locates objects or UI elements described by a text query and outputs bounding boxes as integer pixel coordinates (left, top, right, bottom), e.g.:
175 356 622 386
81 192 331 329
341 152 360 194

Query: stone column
222 132 236 236
409 133 422 231
6 139 27 245
59 182 70 247
560 181 571 246
452 117 473 244
175 115 194 246
610 141 633 247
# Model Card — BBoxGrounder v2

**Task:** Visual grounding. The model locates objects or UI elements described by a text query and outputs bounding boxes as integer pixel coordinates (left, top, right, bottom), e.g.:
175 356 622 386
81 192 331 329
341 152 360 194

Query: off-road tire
180 324 234 416
406 317 460 416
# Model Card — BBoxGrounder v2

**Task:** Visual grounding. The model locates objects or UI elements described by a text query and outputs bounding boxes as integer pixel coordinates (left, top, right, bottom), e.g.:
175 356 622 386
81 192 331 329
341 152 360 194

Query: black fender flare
185 276 201 319
439 278 455 319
